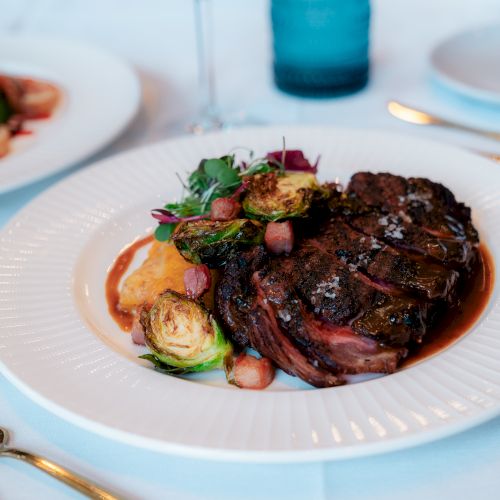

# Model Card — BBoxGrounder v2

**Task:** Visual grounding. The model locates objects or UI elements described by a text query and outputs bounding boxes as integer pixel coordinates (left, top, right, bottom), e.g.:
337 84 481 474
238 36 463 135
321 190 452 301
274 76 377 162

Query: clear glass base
171 109 264 137
186 114 224 135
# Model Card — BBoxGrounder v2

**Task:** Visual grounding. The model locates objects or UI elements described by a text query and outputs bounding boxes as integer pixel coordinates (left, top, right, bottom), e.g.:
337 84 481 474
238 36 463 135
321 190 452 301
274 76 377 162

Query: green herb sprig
153 152 282 242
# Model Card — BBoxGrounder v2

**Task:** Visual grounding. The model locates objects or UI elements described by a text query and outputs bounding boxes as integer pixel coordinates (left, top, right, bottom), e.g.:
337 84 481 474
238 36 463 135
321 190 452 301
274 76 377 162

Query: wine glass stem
194 0 217 121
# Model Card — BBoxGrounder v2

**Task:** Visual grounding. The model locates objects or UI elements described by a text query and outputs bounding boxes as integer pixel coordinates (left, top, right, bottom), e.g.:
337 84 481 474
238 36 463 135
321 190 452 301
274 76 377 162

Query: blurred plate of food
0 35 140 193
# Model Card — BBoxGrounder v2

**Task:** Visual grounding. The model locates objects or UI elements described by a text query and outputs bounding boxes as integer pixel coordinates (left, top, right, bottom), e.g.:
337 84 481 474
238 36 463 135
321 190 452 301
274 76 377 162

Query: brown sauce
105 234 154 331
402 244 494 367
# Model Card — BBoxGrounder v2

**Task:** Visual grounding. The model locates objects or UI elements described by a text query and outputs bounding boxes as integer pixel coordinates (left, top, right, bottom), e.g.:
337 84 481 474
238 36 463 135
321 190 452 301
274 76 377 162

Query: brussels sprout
140 290 232 373
242 172 322 221
171 218 264 267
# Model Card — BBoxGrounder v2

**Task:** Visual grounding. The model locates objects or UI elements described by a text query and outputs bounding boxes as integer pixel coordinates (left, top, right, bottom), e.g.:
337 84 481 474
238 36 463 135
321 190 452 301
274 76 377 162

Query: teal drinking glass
271 0 371 97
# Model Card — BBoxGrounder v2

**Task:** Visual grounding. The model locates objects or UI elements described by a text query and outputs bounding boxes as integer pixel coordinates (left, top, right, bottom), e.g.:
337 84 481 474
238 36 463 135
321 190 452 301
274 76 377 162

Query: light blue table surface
2 0 500 498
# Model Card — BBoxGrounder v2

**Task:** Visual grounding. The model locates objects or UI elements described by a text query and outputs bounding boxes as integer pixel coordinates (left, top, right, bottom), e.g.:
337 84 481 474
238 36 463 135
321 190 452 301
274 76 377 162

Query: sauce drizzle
106 234 154 331
402 244 494 367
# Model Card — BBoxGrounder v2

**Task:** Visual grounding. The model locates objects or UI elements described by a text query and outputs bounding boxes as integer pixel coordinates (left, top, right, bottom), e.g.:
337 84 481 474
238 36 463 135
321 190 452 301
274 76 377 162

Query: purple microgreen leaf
151 209 180 224
266 149 318 173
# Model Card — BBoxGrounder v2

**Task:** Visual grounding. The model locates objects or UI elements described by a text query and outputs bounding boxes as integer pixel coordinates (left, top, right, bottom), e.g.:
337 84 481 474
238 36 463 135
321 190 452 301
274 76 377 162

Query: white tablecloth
1 1 500 498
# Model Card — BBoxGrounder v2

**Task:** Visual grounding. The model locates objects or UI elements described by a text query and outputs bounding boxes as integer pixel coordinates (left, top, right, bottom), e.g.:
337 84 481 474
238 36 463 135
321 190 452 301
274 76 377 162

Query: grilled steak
347 172 478 243
216 173 479 387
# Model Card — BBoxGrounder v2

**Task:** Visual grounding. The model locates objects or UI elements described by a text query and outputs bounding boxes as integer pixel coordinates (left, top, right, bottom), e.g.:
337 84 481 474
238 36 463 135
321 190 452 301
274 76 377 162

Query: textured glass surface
271 0 371 97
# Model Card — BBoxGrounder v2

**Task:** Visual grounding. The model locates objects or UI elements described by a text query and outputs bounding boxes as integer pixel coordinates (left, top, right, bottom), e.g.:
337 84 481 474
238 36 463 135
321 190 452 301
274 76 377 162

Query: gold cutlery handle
437 117 500 141
1 447 120 500
388 101 500 141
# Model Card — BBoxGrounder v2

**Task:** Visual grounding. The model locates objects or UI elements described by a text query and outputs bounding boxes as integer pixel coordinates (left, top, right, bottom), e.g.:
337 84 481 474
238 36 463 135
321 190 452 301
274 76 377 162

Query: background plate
1 126 500 462
430 25 500 104
0 35 140 193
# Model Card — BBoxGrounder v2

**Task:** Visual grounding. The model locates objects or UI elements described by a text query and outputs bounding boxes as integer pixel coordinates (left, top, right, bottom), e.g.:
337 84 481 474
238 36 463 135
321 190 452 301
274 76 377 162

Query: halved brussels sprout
171 218 264 268
242 172 322 221
140 290 232 372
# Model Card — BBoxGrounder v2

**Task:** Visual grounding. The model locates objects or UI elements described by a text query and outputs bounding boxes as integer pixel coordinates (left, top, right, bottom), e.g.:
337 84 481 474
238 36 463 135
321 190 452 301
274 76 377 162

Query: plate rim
1 125 500 463
430 24 500 104
2 361 500 464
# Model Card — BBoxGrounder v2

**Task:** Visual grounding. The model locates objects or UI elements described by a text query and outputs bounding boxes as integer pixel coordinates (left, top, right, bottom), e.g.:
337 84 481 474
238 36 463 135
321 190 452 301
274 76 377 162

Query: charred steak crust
215 172 479 387
215 246 268 348
347 172 478 243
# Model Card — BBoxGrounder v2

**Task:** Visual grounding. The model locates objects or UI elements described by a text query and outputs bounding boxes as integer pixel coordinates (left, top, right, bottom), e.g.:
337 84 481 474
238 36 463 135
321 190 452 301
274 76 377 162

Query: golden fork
388 100 500 140
0 427 120 500
388 101 500 162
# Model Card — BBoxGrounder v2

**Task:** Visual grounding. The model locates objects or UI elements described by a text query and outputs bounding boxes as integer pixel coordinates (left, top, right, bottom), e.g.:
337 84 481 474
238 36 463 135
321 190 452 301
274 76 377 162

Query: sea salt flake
313 278 340 298
370 237 382 249
385 224 404 239
357 253 369 266
278 310 292 322
407 191 434 212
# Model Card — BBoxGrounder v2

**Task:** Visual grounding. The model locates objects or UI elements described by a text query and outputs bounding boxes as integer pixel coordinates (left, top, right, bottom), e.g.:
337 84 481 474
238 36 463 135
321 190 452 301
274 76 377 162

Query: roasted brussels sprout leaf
140 290 233 373
138 353 192 374
242 172 322 221
172 218 264 267
152 155 243 229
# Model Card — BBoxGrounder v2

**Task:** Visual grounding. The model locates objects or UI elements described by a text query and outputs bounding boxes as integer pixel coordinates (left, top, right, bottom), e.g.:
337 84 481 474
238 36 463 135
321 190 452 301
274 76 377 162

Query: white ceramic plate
430 25 500 104
0 36 140 193
1 126 500 463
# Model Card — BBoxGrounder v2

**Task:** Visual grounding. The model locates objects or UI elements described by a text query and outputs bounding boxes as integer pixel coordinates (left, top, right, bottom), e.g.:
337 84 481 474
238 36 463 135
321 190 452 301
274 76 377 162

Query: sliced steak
290 245 430 346
347 212 476 268
347 172 478 243
250 274 343 387
216 172 479 388
254 267 407 375
215 246 268 347
291 246 374 325
310 218 459 300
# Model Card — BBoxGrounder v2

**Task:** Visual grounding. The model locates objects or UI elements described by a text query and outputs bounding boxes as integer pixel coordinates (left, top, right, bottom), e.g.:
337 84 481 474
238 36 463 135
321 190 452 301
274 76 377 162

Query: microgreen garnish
154 223 176 242
241 162 275 176
203 158 240 186
151 209 208 224
151 145 320 241
0 94 13 123
153 155 244 241
230 179 250 200
266 150 318 174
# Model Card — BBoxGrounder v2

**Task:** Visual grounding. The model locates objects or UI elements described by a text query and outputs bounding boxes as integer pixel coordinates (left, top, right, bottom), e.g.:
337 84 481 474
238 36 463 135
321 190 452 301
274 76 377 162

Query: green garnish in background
0 94 13 124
